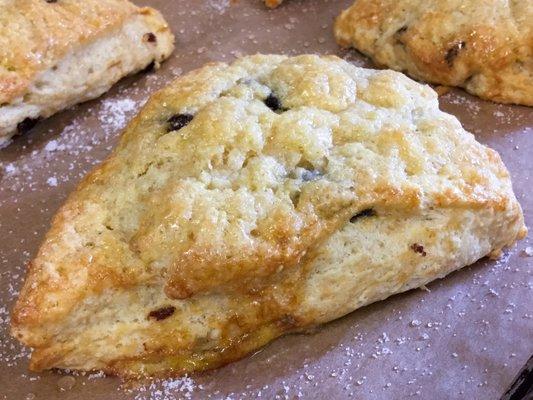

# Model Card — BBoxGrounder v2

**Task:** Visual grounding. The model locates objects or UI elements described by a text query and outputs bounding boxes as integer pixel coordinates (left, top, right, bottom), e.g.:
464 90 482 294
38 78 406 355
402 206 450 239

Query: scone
0 0 174 146
11 54 525 377
334 0 533 106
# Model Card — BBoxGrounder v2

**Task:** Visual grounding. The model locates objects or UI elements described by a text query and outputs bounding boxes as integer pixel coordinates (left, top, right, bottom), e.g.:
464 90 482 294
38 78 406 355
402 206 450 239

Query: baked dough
334 0 533 106
11 54 526 377
0 0 174 146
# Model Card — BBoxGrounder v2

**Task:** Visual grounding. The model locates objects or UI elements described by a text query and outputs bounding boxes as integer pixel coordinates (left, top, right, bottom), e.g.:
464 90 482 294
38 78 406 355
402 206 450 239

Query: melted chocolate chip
167 113 194 132
17 117 40 134
148 306 175 321
264 93 282 111
445 41 466 67
45 0 57 3
143 32 157 43
410 243 427 256
350 208 376 223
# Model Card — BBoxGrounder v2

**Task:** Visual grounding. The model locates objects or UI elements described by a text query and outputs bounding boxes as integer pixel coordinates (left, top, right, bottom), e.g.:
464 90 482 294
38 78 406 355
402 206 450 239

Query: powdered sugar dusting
129 376 200 400
208 0 231 14
99 98 140 134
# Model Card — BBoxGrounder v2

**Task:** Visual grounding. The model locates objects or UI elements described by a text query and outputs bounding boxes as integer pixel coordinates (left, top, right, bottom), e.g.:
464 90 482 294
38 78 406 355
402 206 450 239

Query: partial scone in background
0 0 174 147
334 0 533 106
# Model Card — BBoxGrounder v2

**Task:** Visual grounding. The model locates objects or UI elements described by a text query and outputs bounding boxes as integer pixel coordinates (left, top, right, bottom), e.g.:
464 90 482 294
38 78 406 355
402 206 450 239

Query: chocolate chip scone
334 0 533 106
11 54 526 377
0 0 174 147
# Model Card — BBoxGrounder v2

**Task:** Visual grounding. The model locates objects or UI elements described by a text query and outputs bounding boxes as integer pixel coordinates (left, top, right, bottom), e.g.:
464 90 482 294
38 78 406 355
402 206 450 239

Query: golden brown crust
334 0 533 106
10 54 525 377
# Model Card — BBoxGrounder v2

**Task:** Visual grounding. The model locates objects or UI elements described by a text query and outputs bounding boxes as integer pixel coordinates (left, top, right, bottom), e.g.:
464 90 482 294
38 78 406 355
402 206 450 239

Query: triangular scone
334 0 533 106
0 0 174 146
11 54 525 377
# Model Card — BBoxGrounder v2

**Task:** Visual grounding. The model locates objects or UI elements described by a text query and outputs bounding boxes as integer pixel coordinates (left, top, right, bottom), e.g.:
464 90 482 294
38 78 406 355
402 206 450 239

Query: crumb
520 246 533 257
46 177 58 187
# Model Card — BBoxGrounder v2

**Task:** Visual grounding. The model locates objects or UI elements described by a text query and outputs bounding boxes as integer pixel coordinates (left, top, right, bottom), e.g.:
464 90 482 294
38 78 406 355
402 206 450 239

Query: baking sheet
1 0 532 399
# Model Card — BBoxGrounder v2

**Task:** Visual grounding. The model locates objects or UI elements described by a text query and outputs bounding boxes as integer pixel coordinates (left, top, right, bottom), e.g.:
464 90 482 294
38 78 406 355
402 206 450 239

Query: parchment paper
1 1 532 399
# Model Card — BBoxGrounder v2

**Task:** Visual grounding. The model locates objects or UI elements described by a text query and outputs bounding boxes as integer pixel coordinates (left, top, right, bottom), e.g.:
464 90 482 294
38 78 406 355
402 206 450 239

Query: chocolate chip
143 32 157 43
45 0 57 3
410 243 427 256
264 93 282 111
17 117 40 134
396 25 408 35
445 41 466 67
464 73 475 86
148 306 175 321
350 208 376 223
167 114 194 132
141 60 155 73
394 26 408 45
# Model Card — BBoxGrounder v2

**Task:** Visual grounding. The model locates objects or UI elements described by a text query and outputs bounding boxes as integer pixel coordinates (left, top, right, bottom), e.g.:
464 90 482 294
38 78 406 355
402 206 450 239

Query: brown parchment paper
1 1 532 399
